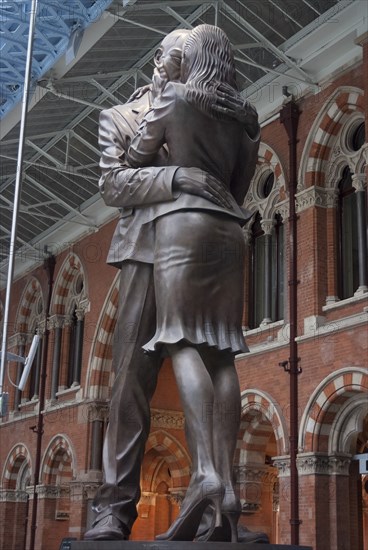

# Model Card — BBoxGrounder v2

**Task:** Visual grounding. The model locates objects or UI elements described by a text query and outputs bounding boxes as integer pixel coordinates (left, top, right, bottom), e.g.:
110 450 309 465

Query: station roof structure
0 0 366 285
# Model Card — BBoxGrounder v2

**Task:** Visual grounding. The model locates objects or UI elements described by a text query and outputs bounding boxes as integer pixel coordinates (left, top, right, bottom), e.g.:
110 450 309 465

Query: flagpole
0 0 39 395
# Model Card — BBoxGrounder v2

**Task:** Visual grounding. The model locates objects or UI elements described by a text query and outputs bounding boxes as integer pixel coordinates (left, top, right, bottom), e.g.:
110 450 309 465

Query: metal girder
26 139 62 167
1 130 67 146
71 131 101 157
0 224 39 253
25 174 96 227
38 82 105 111
0 3 212 198
234 3 287 42
162 6 194 29
233 56 317 87
221 1 316 86
0 154 98 180
90 79 119 102
267 0 303 30
301 0 321 16
107 13 167 36
121 1 211 9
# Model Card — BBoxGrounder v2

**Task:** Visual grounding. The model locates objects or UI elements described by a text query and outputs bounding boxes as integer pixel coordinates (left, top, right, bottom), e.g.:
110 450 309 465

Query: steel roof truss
25 174 94 227
223 1 316 86
108 13 167 36
25 139 62 167
162 6 194 29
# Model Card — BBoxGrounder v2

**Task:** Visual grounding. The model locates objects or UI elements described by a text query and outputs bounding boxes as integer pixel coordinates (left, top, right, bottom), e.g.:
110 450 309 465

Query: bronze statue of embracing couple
85 24 265 543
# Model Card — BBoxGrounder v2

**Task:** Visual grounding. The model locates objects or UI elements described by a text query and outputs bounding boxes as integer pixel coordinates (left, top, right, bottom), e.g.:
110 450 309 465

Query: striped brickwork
2 444 32 490
236 389 288 464
86 272 120 399
299 367 368 453
303 87 364 188
41 435 75 485
143 430 191 490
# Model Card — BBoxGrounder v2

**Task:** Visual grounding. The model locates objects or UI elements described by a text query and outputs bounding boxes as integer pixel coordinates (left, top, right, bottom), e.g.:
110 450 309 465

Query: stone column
242 227 252 329
49 315 64 400
352 174 368 296
235 464 275 538
273 456 291 545
261 219 276 325
69 482 101 539
14 334 26 410
0 489 29 550
59 316 72 389
296 452 351 550
31 326 43 400
72 308 85 385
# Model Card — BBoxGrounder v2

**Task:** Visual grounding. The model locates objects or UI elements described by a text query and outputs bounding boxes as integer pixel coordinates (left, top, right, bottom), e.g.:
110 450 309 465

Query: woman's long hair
183 24 238 118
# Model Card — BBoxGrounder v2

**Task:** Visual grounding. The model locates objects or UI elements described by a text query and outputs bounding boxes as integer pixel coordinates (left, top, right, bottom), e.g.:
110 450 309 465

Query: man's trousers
92 261 162 532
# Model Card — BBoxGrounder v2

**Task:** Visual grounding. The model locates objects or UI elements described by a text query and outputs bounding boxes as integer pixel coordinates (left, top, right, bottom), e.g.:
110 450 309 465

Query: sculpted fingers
203 174 233 208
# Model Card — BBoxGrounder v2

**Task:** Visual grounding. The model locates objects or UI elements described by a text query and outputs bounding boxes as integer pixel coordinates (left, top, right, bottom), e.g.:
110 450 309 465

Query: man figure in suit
84 28 261 541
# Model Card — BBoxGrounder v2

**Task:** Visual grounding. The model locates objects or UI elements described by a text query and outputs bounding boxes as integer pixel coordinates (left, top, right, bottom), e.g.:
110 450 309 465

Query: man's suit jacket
99 90 260 267
99 92 178 267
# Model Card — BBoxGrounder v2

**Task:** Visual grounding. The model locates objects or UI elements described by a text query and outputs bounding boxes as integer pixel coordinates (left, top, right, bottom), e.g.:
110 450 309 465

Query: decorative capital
168 489 186 507
150 408 185 430
272 455 291 477
296 452 351 476
261 219 275 235
0 489 28 502
48 315 65 330
36 484 69 499
352 173 366 192
296 186 338 212
139 492 156 506
69 481 101 500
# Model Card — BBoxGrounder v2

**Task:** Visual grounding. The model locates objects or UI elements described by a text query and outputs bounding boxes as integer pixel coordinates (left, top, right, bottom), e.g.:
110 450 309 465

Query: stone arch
51 252 87 316
2 443 32 490
330 393 368 455
85 271 120 399
41 434 76 485
299 86 364 188
236 389 289 464
143 430 191 490
299 367 368 453
15 277 43 334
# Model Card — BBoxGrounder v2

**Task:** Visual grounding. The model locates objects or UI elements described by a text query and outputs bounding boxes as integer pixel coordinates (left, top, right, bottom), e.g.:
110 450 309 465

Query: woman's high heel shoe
194 487 241 542
155 474 224 541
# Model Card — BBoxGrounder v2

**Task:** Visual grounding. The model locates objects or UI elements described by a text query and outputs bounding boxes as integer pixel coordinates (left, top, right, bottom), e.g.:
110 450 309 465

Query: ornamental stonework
0 489 28 502
150 408 184 430
296 187 338 212
296 453 351 476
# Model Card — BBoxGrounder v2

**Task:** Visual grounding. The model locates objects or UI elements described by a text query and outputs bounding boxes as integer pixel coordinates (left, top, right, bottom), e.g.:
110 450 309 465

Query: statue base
71 542 312 550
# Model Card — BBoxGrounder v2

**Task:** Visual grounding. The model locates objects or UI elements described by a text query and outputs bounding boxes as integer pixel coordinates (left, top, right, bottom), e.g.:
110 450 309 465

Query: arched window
337 166 359 300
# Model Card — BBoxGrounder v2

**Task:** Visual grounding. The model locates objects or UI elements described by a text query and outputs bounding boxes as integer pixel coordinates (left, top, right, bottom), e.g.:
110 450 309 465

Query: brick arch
257 142 286 190
85 272 120 399
236 390 288 464
300 86 364 188
52 252 85 315
299 367 368 453
143 430 191 490
244 142 287 218
2 444 32 490
41 435 76 484
16 277 43 334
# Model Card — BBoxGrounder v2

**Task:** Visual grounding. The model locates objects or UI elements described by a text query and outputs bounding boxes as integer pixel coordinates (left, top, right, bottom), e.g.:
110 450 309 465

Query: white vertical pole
0 0 39 395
